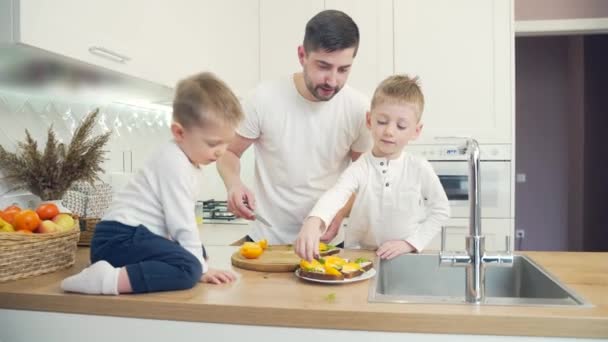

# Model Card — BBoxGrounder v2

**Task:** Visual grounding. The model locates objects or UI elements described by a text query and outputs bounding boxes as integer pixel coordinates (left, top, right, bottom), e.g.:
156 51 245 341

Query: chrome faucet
439 138 513 304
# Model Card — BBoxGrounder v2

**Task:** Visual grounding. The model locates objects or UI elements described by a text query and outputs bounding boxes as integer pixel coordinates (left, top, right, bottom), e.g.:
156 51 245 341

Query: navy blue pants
90 221 203 293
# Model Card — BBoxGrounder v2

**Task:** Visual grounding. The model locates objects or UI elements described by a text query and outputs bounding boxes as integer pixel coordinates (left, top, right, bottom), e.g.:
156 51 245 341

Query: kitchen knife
243 199 271 228
253 211 272 228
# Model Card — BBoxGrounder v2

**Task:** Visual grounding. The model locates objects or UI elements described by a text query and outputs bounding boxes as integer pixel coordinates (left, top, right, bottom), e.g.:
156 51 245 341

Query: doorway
515 33 608 251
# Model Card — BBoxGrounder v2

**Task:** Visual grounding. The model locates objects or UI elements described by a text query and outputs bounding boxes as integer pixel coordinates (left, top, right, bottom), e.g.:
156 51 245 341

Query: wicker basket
0 218 80 283
77 217 100 246
82 217 100 231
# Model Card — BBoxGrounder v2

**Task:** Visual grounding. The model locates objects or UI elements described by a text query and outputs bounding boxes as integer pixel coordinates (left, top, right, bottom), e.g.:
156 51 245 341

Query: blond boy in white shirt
295 75 450 261
61 72 240 295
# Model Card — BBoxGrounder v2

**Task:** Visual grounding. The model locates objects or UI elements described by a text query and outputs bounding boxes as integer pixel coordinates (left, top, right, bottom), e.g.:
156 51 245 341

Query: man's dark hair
303 10 359 56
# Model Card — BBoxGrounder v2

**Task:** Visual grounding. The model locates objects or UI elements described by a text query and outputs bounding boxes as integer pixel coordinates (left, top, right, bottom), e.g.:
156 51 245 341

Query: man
217 10 371 245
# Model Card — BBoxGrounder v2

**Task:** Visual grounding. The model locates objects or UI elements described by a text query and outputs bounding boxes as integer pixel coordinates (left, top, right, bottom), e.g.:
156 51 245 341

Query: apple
52 214 75 231
0 217 14 232
38 220 61 234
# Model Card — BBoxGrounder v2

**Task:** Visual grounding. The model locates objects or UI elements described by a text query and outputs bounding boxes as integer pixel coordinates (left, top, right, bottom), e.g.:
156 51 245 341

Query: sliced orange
323 255 347 267
240 242 264 259
300 260 315 270
341 262 362 273
323 264 342 276
300 259 323 271
257 239 268 250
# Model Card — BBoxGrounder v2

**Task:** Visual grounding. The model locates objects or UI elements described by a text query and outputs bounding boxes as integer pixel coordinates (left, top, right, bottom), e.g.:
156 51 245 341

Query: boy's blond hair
371 75 425 121
173 72 243 128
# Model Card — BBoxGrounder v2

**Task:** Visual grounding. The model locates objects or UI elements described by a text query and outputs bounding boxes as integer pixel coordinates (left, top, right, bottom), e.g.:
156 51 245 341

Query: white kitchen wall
0 89 252 207
1 0 513 206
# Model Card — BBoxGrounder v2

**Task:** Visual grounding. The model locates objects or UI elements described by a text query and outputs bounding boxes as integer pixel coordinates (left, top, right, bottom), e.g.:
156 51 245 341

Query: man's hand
295 217 325 261
200 268 237 284
376 240 416 260
320 210 345 243
217 135 257 219
227 184 256 220
320 193 355 242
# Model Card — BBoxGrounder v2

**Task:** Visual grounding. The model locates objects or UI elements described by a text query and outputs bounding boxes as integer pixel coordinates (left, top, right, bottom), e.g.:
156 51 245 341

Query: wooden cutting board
231 245 300 272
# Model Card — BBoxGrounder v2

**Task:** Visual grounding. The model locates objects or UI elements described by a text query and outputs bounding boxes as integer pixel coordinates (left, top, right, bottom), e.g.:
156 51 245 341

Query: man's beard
303 73 342 101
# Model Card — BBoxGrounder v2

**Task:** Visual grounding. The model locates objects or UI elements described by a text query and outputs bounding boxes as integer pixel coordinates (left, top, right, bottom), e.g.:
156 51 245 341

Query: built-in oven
407 144 512 219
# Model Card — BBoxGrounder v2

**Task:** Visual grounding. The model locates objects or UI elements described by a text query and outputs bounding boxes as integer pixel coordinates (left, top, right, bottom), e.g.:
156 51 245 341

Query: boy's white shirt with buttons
309 151 450 251
238 76 372 244
103 141 208 273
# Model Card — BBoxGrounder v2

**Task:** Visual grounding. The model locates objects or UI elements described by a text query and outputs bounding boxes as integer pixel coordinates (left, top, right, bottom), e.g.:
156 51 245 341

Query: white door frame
515 18 608 36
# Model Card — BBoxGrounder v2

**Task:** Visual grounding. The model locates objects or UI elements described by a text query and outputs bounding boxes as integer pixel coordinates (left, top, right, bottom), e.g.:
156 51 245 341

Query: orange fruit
14 210 41 232
323 255 347 268
36 203 60 220
1 205 22 225
16 230 33 234
342 262 362 272
323 264 342 276
240 242 264 259
257 239 268 250
300 259 323 272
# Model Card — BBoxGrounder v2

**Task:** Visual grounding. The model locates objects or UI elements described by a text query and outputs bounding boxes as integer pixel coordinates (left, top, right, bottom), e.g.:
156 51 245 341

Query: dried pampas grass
0 109 111 200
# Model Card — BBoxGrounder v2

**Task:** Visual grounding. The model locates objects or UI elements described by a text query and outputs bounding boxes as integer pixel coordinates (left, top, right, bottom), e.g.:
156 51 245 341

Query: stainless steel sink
368 254 590 306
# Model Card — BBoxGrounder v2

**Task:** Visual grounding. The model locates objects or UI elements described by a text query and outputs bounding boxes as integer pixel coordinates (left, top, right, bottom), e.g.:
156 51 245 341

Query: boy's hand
227 183 256 220
295 217 325 261
376 240 416 260
200 268 237 284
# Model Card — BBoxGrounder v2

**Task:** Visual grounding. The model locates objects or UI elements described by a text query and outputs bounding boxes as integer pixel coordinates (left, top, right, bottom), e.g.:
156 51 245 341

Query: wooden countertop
0 247 607 338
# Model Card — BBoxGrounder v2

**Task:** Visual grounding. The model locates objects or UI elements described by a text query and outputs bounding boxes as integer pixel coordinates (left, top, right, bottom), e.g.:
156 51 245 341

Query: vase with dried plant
0 109 111 209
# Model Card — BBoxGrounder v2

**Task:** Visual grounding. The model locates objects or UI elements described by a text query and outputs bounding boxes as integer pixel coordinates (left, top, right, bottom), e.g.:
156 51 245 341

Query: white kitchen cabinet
5 308 597 342
2 0 259 95
425 218 514 252
7 0 158 84
394 0 513 144
259 0 324 81
158 0 260 96
325 0 394 98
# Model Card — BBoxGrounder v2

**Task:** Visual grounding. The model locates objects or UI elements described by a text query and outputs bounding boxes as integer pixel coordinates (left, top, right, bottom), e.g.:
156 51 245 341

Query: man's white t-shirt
238 75 372 244
309 151 450 251
103 141 208 273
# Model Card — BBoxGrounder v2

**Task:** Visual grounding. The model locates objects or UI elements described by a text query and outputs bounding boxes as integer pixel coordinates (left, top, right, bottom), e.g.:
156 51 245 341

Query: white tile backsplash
0 89 172 199
200 147 255 201
0 89 255 204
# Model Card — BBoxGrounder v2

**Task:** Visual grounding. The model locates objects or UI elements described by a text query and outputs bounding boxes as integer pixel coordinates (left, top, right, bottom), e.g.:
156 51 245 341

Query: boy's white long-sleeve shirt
103 141 208 273
309 151 450 251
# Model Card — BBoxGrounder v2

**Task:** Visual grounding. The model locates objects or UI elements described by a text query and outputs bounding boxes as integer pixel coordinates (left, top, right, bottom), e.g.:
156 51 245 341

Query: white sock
61 260 120 295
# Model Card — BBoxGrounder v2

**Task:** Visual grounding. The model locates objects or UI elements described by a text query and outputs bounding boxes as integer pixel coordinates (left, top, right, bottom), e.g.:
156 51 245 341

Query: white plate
295 268 376 284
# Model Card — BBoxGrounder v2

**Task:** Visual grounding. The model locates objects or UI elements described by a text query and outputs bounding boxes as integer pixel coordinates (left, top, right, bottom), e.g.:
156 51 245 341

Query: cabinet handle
88 46 131 64
122 150 133 173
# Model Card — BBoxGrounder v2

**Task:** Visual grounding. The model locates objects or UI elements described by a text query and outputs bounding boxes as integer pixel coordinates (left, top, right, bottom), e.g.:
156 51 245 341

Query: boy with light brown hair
62 72 242 295
296 75 450 261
